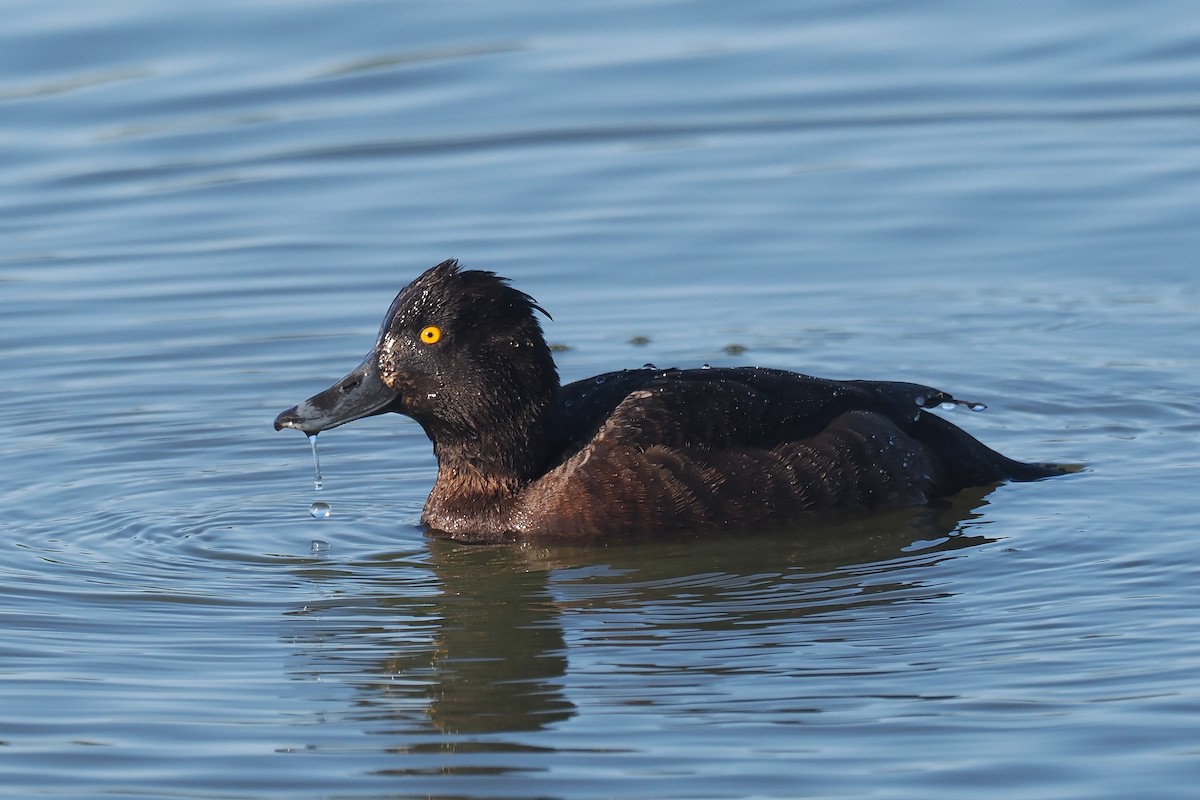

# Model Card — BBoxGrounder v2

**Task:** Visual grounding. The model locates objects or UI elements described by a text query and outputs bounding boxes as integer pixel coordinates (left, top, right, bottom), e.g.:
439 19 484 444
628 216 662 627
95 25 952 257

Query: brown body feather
423 367 1063 542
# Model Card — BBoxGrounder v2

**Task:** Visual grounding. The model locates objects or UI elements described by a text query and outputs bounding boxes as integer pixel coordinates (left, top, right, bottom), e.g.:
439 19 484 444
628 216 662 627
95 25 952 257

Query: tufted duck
275 260 1067 542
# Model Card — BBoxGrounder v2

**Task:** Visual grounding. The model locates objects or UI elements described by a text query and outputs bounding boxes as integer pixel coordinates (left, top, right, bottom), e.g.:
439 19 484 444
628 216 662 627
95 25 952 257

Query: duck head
274 260 559 458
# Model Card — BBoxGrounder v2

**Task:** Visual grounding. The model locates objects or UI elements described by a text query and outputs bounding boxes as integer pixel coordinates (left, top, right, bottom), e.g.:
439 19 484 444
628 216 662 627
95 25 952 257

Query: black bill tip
274 406 305 432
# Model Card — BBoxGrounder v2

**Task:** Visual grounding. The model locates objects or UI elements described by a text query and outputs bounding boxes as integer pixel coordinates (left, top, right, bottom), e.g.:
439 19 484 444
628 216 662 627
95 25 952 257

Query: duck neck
420 373 559 527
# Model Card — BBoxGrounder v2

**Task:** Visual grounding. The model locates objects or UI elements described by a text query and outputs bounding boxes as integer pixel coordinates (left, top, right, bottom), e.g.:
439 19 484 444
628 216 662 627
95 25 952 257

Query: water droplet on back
933 397 989 413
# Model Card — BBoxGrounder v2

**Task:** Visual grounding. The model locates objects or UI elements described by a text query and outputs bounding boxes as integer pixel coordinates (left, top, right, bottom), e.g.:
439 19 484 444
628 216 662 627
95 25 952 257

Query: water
4 1 1200 798
308 433 324 492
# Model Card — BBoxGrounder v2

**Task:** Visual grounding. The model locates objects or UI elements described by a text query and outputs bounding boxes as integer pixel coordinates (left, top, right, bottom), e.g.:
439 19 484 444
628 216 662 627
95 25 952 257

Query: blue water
4 1 1200 798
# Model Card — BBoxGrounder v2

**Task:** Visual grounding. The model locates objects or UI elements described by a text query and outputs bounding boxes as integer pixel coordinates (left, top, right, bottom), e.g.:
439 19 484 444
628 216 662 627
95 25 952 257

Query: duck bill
274 354 400 435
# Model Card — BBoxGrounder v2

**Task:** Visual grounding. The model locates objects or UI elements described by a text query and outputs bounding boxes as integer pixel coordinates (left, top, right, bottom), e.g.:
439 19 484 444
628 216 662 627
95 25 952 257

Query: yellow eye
419 325 442 345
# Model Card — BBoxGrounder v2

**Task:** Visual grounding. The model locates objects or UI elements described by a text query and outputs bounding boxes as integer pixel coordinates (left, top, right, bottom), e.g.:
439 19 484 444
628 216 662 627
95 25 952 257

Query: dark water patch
312 42 527 79
0 67 152 102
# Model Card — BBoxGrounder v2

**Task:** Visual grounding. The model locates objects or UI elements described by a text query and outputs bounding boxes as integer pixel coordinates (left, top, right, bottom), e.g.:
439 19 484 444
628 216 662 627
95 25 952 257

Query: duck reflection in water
285 490 998 739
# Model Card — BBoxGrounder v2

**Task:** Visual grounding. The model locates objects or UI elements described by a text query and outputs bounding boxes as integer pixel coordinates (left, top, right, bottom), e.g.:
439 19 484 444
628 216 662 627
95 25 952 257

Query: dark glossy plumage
275 260 1067 542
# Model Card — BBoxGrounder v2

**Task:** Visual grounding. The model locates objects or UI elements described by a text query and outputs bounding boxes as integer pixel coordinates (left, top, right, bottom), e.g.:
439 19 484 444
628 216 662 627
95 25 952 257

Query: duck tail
914 411 1077 488
996 457 1080 482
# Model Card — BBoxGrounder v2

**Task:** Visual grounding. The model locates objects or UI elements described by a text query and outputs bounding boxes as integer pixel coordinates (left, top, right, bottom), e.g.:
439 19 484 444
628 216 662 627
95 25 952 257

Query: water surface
3 1 1200 798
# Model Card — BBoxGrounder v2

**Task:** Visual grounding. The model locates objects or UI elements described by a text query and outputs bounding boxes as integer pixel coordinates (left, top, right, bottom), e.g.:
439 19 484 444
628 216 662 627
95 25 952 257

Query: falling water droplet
307 434 323 491
309 502 332 519
310 539 331 554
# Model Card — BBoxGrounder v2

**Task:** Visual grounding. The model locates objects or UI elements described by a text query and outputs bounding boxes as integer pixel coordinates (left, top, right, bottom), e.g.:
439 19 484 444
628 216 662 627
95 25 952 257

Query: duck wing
522 367 1058 538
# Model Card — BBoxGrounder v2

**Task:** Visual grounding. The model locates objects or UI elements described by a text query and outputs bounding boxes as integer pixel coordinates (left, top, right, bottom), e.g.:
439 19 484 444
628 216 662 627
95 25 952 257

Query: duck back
482 367 1064 541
